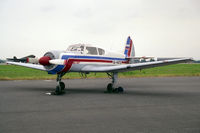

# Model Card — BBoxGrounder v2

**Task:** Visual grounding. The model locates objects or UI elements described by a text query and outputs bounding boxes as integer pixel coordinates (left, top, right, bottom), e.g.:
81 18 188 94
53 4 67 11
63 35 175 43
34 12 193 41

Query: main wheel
117 87 124 93
107 83 113 92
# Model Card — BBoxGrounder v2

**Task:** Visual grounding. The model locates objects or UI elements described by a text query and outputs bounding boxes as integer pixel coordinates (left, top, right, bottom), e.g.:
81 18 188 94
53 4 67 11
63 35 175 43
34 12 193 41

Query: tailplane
124 36 135 58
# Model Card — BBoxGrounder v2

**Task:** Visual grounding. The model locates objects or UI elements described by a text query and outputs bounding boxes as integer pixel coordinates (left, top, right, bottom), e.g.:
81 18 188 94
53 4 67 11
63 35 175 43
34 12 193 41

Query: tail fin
124 36 135 58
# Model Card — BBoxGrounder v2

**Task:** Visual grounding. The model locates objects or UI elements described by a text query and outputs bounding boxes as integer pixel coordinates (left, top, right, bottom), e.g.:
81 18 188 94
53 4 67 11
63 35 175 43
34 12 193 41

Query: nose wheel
106 72 124 93
55 81 65 94
50 73 66 95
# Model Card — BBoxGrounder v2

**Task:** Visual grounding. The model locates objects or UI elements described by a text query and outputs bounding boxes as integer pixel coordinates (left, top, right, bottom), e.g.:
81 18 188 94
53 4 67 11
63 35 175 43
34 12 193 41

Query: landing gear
106 72 124 93
55 81 65 93
51 73 66 95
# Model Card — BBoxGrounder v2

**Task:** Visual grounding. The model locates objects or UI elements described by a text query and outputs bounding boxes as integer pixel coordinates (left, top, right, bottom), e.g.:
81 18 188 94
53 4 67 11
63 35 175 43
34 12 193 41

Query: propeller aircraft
7 36 192 95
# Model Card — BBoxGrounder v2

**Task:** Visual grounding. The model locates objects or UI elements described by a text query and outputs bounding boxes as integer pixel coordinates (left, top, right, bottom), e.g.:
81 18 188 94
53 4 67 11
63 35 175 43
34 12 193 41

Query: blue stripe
124 50 128 56
61 55 126 61
48 65 65 74
126 37 131 44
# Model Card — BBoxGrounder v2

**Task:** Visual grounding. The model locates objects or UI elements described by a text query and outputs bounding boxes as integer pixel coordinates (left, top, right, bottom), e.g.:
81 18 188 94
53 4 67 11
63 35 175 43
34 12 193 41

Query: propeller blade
27 58 39 64
49 59 65 65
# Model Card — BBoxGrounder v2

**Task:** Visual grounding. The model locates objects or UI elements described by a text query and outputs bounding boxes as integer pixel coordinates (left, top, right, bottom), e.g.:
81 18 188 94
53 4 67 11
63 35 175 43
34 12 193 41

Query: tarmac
0 77 200 133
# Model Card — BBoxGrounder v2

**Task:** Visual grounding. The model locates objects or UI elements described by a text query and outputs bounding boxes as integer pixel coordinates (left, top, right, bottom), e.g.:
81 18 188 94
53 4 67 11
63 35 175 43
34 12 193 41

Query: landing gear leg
52 73 66 95
106 72 124 93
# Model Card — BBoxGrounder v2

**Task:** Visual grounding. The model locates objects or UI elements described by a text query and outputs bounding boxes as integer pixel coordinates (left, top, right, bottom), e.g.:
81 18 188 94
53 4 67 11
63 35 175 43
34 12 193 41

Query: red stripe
122 61 129 64
60 58 129 73
70 59 112 63
60 60 73 73
128 39 132 57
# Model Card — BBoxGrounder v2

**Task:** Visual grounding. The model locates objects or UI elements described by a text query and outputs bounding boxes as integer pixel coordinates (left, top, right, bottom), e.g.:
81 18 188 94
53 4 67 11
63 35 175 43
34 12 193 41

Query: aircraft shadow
15 86 191 98
124 90 190 97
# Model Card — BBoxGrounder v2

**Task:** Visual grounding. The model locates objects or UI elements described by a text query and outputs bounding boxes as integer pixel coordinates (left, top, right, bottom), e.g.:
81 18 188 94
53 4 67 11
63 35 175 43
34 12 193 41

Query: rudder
124 36 135 58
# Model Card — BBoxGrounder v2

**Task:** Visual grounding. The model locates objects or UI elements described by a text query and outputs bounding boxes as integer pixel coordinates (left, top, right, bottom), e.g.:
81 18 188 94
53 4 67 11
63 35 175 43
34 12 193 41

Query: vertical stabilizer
124 36 135 58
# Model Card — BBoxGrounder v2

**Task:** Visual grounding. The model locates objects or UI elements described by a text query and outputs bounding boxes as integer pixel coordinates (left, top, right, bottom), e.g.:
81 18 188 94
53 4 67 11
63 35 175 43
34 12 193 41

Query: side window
86 47 97 55
98 48 105 55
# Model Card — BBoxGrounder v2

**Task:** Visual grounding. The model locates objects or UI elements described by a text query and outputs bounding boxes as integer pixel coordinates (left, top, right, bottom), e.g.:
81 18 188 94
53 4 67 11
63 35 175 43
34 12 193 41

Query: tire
55 85 61 93
59 82 65 90
107 83 113 92
117 87 124 93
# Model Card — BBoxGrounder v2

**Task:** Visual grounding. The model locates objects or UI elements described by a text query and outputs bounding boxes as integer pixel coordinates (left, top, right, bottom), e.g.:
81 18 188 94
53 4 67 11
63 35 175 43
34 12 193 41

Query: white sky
0 0 200 59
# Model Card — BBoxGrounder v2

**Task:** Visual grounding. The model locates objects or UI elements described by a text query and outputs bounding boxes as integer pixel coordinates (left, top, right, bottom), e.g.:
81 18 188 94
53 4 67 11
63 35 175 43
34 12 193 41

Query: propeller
49 59 65 65
27 56 65 65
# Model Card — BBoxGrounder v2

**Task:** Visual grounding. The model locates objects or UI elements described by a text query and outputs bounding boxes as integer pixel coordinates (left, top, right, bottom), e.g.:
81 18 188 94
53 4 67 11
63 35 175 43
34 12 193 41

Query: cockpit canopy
66 44 105 55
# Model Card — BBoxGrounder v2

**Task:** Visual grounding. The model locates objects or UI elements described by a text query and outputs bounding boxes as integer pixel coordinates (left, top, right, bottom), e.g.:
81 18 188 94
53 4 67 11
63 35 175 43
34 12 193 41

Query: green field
0 64 200 80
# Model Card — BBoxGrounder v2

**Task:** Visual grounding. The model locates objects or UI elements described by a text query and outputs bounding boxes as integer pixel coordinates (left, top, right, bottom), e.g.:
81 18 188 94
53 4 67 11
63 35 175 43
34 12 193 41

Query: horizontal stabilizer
7 55 36 63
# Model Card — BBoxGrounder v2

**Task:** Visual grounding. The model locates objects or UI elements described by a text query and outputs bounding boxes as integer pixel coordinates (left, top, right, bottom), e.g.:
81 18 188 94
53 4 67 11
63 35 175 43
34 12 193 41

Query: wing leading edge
6 61 46 71
7 58 192 73
80 58 192 72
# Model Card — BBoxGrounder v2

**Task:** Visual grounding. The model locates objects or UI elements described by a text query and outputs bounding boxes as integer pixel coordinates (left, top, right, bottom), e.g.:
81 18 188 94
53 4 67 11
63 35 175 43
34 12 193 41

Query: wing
6 61 46 71
80 58 192 72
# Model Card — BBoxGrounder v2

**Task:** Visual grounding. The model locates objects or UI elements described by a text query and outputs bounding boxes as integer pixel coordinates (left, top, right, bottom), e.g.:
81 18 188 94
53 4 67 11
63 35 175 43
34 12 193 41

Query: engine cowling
27 50 64 70
41 50 63 70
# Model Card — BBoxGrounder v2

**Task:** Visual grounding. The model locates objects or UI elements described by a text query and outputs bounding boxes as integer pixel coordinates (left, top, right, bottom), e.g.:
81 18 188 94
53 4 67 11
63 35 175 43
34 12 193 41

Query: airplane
6 36 192 95
7 55 36 63
0 59 6 63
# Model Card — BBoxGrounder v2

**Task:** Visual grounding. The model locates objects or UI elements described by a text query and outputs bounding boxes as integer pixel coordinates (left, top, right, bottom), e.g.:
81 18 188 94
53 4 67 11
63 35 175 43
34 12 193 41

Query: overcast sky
0 0 200 59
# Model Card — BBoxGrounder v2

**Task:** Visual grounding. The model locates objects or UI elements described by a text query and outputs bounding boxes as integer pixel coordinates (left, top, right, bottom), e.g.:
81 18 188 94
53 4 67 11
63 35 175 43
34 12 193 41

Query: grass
0 64 200 80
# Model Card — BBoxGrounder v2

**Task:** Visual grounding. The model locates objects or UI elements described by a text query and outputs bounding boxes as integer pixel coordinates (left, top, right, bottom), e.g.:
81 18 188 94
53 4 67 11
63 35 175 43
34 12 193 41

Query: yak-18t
7 36 192 95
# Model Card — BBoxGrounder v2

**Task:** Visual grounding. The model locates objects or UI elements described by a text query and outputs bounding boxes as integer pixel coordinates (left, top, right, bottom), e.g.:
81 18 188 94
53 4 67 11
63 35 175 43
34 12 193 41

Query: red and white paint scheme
7 36 192 95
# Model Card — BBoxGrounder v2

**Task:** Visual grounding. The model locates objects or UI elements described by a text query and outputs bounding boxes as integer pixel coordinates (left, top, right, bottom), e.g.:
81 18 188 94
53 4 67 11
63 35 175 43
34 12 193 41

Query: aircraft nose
39 56 51 65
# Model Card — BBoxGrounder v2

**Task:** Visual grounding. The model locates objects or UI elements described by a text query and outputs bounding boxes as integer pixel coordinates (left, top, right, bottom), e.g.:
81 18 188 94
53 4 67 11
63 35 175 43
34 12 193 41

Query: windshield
67 45 84 52
86 46 98 55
